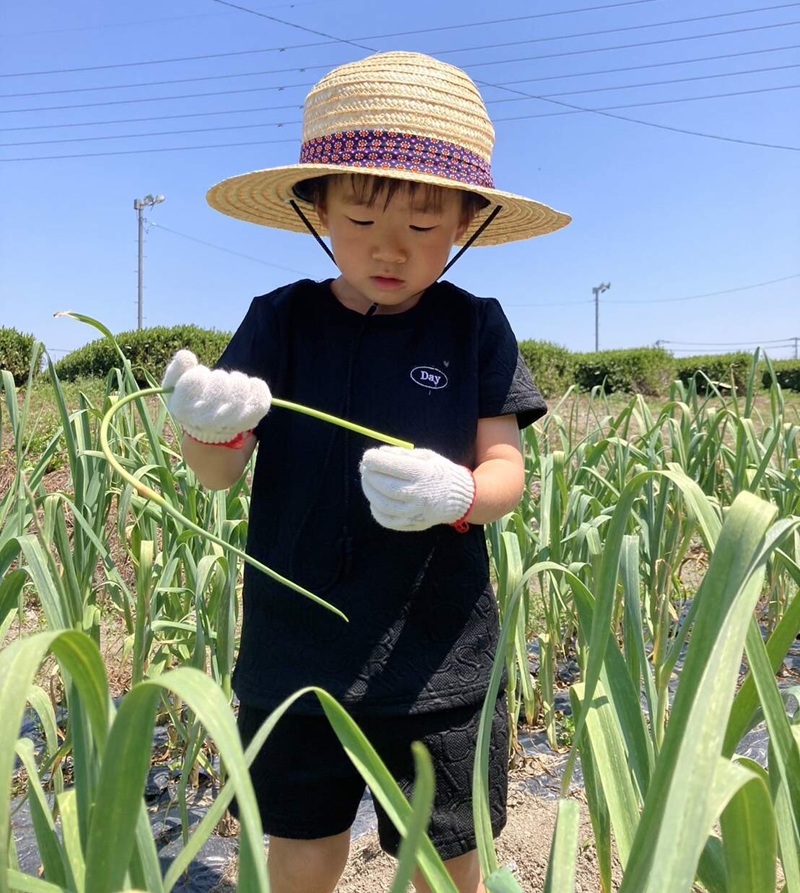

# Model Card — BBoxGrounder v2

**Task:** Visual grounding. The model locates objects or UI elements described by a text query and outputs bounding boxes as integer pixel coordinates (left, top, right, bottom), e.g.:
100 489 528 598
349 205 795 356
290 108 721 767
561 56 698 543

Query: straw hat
207 51 571 246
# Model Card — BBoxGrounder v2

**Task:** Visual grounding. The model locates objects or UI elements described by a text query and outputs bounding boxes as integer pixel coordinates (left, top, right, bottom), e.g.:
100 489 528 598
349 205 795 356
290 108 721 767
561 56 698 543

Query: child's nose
372 237 407 264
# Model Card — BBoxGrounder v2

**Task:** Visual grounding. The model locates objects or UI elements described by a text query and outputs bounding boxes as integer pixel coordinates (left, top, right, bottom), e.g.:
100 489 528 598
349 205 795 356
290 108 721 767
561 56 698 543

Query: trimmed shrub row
519 342 679 397
517 340 575 398
767 359 800 392
48 327 800 398
518 341 800 398
0 326 39 385
54 325 232 385
673 353 754 394
571 347 674 397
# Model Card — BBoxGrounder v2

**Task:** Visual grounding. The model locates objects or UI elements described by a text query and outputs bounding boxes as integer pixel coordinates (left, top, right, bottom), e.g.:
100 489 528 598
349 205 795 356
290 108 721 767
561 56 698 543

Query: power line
2 0 355 37
2 11 797 155
4 44 796 134
670 344 797 359
500 62 800 100
204 4 800 158
207 2 800 157
3 3 794 78
506 299 594 307
0 136 288 162
2 81 311 115
3 12 233 38
662 338 796 346
369 1 800 42
493 44 800 86
492 86 800 151
442 22 800 65
661 339 799 363
208 0 671 31
152 229 799 321
205 0 370 53
0 115 298 147
209 0 800 54
6 79 798 149
468 37 800 74
604 273 800 303
6 47 797 102
507 274 800 307
479 58 800 151
0 103 294 132
5 22 798 117
3 84 799 159
5 22 796 115
149 222 309 275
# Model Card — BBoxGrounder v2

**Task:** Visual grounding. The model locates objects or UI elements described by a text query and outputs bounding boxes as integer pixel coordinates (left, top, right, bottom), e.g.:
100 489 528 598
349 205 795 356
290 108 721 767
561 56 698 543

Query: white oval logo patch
410 366 448 390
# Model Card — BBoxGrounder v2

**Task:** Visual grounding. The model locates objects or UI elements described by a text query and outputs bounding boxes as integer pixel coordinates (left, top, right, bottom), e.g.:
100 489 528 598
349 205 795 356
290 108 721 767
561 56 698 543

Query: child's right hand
161 350 272 444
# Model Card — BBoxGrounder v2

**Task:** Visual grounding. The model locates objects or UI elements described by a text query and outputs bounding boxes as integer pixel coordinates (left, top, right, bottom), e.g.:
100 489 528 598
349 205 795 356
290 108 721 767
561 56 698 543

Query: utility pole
592 282 611 352
133 194 165 330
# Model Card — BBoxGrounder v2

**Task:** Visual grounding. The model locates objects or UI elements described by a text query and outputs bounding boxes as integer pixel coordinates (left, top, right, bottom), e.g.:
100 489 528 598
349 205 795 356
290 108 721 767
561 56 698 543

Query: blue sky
1 0 798 362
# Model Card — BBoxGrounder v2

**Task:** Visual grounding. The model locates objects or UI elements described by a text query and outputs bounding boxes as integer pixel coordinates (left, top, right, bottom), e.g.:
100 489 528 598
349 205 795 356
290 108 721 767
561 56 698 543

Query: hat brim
206 164 571 247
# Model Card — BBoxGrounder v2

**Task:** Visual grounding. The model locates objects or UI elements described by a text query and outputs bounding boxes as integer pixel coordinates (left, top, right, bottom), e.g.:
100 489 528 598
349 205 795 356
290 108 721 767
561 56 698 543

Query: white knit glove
161 350 272 444
359 446 476 532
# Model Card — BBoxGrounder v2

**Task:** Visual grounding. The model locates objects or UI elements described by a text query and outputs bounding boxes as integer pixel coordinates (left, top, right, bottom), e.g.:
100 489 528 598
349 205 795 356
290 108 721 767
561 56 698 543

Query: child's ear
316 202 329 227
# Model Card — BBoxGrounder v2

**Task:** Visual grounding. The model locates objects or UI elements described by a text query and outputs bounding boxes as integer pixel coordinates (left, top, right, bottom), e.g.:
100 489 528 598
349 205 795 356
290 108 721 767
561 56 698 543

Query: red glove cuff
450 469 477 533
184 430 253 450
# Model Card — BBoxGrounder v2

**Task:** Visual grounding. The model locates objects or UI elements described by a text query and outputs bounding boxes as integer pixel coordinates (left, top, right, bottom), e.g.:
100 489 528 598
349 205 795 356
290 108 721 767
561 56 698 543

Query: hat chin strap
289 199 502 276
442 205 502 274
290 199 337 266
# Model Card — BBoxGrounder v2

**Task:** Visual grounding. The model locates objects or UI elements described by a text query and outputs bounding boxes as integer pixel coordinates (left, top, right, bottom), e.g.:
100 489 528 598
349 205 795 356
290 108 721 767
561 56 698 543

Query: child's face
317 178 469 314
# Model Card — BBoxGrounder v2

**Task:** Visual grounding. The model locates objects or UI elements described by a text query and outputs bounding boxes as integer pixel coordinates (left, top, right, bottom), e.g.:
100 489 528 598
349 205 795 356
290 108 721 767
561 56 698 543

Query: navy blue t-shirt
217 278 546 715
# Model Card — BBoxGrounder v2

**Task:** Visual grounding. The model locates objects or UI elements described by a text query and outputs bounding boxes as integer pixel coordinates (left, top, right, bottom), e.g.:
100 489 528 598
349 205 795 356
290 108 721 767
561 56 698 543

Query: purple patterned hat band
299 130 495 189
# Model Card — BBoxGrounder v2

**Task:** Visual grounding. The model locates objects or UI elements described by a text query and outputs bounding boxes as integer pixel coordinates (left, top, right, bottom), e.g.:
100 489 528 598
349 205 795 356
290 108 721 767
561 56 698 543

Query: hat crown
301 52 495 165
206 51 572 246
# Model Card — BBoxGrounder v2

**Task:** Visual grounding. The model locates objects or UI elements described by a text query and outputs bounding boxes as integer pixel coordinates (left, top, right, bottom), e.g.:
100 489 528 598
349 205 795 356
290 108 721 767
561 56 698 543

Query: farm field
2 342 799 893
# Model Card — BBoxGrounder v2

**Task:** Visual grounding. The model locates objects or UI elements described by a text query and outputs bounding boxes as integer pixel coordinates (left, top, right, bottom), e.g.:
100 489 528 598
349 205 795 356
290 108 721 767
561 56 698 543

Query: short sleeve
478 298 547 428
214 292 285 439
215 294 281 385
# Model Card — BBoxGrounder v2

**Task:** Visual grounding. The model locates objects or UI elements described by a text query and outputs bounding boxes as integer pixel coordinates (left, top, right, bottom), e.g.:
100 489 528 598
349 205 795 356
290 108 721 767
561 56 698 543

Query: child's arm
464 414 525 525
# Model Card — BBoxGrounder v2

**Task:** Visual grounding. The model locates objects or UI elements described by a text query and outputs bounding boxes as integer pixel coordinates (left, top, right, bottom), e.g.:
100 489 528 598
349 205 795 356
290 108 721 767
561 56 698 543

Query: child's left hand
359 446 475 532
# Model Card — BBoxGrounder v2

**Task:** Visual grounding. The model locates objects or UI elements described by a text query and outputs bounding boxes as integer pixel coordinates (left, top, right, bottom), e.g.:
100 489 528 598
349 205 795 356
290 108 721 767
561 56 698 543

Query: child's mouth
371 276 405 290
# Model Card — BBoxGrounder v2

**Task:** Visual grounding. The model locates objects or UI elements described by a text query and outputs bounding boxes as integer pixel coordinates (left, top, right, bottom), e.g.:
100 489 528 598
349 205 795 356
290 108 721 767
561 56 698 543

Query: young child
163 51 570 893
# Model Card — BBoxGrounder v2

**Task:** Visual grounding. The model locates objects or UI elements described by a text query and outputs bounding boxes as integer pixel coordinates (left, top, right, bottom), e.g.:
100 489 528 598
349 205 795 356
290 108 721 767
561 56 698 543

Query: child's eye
410 225 436 233
347 217 372 227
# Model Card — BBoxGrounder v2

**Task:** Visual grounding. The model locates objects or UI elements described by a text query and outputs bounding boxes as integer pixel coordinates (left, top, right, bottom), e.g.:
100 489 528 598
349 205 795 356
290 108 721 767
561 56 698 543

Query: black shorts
232 697 509 862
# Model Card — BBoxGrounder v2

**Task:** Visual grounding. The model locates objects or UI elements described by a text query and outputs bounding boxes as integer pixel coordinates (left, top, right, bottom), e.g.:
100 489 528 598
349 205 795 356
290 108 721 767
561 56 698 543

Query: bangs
347 175 445 213
293 173 491 222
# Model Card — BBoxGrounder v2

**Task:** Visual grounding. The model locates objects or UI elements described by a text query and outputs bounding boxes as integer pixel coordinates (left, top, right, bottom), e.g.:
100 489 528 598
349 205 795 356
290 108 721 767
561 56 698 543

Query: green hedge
55 325 232 385
763 359 800 392
0 326 39 386
517 340 574 398
50 329 800 397
570 347 674 396
673 353 754 393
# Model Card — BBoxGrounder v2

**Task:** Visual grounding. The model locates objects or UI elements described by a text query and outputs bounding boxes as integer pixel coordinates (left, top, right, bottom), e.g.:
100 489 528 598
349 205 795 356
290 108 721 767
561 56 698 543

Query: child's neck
330 277 425 316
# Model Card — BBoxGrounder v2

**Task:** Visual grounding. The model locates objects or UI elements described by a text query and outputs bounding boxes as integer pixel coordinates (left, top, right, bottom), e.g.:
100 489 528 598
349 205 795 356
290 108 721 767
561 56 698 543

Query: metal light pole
592 282 611 352
133 194 165 330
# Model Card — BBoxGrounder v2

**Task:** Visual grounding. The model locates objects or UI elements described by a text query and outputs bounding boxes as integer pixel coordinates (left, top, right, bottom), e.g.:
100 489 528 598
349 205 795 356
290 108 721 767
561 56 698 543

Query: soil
337 788 618 893
210 784 621 893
